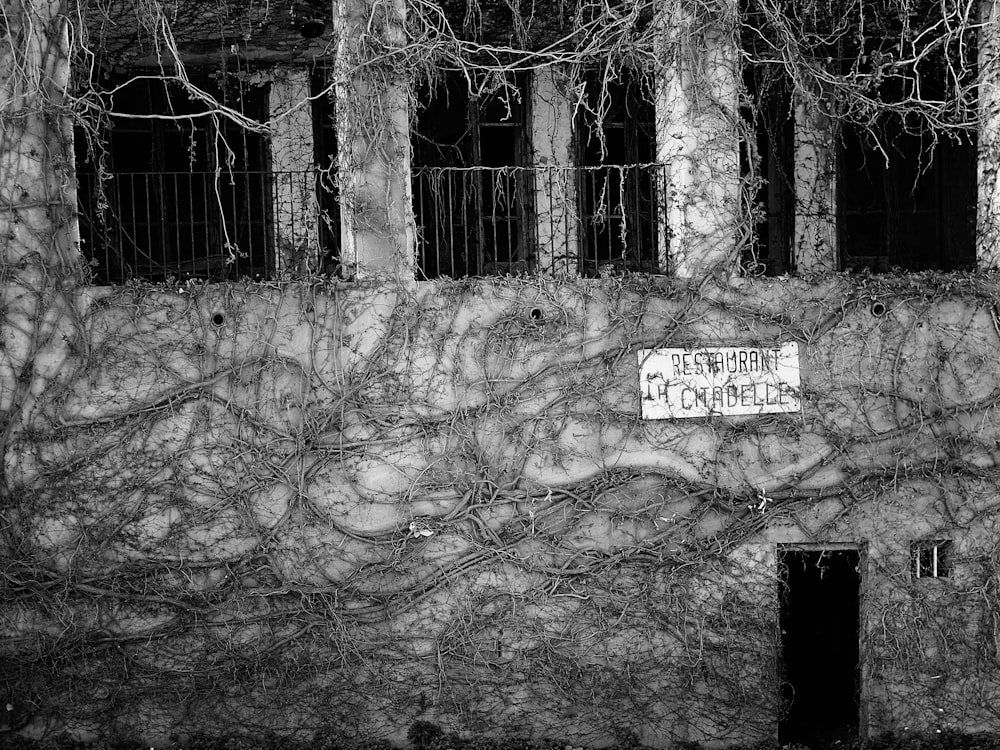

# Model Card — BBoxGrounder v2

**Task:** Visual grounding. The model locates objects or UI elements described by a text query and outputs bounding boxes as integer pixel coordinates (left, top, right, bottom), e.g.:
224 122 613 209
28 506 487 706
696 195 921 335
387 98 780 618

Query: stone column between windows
978 0 1000 269
655 0 740 278
531 67 579 275
2 1 78 276
334 0 415 279
269 66 320 274
793 87 839 273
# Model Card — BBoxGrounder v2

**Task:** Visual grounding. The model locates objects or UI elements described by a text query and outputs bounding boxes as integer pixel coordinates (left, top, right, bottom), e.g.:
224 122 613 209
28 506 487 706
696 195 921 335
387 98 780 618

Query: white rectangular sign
638 343 801 419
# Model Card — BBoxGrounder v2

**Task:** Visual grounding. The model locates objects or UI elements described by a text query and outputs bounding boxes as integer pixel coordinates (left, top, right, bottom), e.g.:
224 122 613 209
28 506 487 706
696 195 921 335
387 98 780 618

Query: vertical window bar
448 170 457 277
204 173 213 276
230 169 240 277
189 173 198 276
172 173 181 275
137 174 148 278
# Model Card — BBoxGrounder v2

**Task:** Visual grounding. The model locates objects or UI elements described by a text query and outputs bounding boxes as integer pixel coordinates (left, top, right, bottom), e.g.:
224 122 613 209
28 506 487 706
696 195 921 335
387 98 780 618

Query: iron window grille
77 169 290 283
575 72 662 276
911 540 952 579
76 73 279 283
412 73 534 278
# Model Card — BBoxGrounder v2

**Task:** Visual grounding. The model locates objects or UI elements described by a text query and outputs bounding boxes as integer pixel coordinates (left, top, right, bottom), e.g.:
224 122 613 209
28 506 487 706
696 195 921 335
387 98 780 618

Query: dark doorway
778 547 861 748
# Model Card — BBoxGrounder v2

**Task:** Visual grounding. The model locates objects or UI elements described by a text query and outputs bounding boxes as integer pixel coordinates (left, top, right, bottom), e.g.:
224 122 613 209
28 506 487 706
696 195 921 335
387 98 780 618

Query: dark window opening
839 124 976 272
575 72 661 276
76 72 273 283
779 547 861 749
912 540 952 579
836 5 977 273
741 65 793 276
311 68 341 275
412 73 533 278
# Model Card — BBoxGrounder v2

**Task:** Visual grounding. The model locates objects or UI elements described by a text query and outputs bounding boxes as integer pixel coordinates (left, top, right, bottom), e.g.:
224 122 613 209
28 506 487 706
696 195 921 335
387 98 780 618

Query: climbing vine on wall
1 0 999 747
5 271 1000 743
65 0 984 272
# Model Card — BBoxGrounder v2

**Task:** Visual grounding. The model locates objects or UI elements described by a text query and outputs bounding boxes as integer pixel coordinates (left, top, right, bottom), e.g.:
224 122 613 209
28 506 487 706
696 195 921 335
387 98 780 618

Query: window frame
573 71 661 276
837 124 977 273
911 539 952 580
75 70 274 284
411 73 535 278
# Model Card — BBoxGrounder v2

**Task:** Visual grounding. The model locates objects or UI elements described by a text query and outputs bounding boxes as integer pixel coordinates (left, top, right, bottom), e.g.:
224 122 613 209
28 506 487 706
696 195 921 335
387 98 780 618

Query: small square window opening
911 540 952 579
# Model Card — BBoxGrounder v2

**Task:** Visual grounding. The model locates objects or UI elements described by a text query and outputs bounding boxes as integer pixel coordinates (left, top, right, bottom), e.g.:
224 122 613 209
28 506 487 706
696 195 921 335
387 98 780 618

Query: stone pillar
979 0 1000 269
531 66 578 275
334 0 414 279
793 88 839 273
0 0 79 423
269 66 320 274
655 0 740 278
1 1 77 274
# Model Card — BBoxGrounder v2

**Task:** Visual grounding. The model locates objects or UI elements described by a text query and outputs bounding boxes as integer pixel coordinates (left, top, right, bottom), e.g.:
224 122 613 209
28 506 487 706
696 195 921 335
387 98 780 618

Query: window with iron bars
412 73 534 278
575 72 663 276
75 72 278 283
911 540 952 580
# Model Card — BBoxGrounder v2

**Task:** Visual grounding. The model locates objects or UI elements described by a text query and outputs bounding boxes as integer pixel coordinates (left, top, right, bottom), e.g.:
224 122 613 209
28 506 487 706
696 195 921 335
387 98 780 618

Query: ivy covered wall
2 3 1000 746
4 274 1000 746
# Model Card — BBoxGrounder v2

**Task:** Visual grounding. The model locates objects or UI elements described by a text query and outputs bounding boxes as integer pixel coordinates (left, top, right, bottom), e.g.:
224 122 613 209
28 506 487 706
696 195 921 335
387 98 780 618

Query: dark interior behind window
741 65 794 276
412 73 532 278
311 68 341 275
76 72 272 283
575 72 660 276
840 125 976 272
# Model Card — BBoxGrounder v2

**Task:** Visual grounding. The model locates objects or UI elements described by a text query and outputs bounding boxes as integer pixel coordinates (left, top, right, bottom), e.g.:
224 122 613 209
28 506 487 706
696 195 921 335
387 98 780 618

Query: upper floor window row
76 66 978 285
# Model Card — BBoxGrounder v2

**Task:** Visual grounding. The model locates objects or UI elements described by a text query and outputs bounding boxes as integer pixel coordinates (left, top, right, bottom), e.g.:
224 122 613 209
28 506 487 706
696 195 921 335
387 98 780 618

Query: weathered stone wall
4 274 1000 746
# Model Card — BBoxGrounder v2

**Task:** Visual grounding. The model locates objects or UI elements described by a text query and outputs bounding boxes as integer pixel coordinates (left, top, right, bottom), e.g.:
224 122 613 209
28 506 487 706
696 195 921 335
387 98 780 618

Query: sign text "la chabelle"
638 343 801 419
